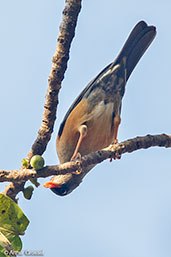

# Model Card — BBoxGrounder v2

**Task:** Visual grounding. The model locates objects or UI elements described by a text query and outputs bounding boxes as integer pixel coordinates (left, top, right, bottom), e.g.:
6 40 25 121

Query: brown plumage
43 21 156 196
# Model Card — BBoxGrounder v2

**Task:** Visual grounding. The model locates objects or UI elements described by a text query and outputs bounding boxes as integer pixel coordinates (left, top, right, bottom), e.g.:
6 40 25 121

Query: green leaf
0 231 12 250
0 194 29 256
22 158 29 168
0 229 22 256
0 252 7 257
23 186 34 200
0 194 29 234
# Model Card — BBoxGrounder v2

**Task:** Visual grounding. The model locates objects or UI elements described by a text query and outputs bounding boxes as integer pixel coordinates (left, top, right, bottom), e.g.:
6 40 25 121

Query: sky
0 0 171 257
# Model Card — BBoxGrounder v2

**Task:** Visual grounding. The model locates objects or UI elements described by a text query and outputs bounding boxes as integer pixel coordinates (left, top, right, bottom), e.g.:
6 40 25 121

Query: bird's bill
43 181 61 188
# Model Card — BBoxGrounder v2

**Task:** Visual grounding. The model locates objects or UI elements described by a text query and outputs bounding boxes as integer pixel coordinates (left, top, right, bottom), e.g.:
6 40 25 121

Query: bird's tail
115 21 156 81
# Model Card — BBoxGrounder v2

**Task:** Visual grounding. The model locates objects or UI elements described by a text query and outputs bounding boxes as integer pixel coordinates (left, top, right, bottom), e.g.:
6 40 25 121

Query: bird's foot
110 139 121 161
71 152 82 174
110 152 121 162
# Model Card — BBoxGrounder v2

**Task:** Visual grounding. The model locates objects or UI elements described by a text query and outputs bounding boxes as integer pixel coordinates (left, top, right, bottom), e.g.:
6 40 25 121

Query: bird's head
43 173 83 196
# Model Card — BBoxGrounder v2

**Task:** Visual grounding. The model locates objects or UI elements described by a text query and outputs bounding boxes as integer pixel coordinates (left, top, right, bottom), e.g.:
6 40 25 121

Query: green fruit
23 186 34 200
30 155 45 170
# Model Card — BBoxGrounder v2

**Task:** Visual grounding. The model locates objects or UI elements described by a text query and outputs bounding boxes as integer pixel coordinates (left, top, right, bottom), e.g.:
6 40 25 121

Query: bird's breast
79 100 115 155
57 98 116 163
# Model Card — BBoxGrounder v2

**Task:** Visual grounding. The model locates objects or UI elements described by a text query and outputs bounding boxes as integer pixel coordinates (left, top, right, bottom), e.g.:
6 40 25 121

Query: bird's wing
58 21 156 137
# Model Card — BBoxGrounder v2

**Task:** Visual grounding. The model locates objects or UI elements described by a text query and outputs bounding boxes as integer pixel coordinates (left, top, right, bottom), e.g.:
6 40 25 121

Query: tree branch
28 0 82 160
1 134 170 185
2 0 82 201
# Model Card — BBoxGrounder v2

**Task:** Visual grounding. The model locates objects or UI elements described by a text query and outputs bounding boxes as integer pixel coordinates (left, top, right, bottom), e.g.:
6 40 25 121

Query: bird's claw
71 152 82 174
110 152 121 162
110 139 121 161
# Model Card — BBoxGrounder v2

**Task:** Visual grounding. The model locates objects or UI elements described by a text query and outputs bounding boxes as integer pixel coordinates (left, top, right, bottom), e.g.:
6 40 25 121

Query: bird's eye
51 185 68 196
60 188 67 195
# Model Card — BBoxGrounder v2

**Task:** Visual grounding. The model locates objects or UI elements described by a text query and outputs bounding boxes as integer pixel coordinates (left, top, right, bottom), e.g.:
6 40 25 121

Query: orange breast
56 98 89 163
57 98 115 163
79 101 115 155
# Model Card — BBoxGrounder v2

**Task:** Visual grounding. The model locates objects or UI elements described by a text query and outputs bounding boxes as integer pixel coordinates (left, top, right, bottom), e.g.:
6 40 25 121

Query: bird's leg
113 115 121 144
110 115 121 161
71 124 87 160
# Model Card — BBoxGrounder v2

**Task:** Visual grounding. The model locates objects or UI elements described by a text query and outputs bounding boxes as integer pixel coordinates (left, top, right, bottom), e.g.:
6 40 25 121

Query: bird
43 20 156 196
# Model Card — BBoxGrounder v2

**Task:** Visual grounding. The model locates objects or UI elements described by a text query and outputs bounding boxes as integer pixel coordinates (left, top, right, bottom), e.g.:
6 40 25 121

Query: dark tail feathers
115 21 156 80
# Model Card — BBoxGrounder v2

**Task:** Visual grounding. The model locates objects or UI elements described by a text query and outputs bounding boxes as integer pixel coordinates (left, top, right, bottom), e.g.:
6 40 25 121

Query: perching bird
44 20 156 196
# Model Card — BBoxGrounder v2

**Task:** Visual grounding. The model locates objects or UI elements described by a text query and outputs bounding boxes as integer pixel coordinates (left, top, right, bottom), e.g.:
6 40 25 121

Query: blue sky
0 1 171 257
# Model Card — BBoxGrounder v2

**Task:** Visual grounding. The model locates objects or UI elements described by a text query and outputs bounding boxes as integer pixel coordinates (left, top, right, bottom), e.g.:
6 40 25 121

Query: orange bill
43 181 61 188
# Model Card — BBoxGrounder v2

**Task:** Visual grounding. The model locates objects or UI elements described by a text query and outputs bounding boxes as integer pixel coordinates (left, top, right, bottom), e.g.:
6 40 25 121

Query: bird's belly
79 101 114 155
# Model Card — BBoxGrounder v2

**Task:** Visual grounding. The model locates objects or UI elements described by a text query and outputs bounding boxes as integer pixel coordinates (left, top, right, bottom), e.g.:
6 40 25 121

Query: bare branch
3 0 82 201
2 182 25 202
1 134 171 186
28 0 82 161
